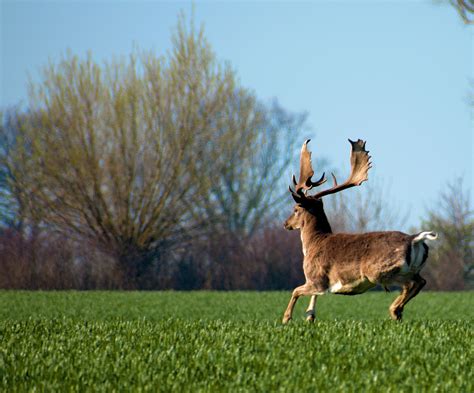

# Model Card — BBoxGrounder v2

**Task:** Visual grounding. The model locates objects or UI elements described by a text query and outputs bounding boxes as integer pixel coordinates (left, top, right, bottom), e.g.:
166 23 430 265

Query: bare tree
324 177 408 233
199 100 307 238
450 0 474 24
421 177 473 289
435 0 474 23
0 110 29 230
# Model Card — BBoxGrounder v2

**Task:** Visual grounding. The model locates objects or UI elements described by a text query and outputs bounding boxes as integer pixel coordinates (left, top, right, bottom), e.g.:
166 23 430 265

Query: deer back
303 231 414 287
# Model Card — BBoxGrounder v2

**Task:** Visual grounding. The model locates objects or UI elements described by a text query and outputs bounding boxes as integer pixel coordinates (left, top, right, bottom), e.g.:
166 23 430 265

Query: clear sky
1 1 472 229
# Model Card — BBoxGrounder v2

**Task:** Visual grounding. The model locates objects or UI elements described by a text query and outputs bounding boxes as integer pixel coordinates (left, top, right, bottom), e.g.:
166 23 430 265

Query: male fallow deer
282 139 437 323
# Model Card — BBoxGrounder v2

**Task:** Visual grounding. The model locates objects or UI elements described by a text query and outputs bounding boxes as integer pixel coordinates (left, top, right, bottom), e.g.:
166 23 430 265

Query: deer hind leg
282 284 320 324
305 295 318 322
389 274 426 321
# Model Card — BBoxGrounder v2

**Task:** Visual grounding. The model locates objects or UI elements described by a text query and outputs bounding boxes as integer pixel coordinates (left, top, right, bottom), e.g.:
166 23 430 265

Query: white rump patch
413 231 438 243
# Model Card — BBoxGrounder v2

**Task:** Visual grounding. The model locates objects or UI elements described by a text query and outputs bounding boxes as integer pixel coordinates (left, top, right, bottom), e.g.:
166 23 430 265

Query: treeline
0 180 471 290
0 16 472 290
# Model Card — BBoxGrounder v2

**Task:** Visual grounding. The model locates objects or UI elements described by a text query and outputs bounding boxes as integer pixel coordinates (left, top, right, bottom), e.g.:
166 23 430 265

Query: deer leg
395 275 426 318
389 275 426 321
305 295 318 322
389 284 411 321
282 284 318 324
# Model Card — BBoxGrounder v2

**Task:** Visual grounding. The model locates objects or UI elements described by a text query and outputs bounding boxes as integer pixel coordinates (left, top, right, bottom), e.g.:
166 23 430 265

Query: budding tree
2 16 305 287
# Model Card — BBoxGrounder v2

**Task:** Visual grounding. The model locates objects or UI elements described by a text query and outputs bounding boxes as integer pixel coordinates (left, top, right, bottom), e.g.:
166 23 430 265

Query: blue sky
1 1 472 229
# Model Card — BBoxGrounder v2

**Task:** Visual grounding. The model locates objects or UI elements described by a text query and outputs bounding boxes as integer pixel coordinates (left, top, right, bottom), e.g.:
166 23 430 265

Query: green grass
1 291 473 392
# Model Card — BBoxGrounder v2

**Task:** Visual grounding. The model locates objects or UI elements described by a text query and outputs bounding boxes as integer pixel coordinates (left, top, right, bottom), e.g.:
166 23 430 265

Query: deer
282 138 437 324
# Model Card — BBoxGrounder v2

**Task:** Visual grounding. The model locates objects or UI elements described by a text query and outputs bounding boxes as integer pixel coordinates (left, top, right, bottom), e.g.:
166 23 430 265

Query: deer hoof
306 314 315 323
282 315 292 324
390 308 403 321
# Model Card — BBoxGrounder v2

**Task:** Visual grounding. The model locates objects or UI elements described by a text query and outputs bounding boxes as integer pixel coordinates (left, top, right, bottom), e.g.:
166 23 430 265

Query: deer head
284 138 372 232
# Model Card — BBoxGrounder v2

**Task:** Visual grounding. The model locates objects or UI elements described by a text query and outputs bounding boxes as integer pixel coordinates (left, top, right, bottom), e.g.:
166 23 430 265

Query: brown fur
282 201 432 323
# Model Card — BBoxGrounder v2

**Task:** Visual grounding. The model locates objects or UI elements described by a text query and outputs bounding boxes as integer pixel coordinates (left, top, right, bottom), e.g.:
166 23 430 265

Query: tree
421 177 473 289
324 178 408 233
2 15 305 288
0 110 28 230
200 100 306 237
449 0 474 24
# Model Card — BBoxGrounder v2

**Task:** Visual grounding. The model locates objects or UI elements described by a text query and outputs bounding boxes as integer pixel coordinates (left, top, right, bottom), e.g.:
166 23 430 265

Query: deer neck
301 209 332 247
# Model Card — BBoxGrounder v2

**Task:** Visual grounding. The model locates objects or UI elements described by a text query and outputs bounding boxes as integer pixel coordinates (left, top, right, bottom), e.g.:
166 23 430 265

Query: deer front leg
282 284 318 324
305 295 317 322
389 275 426 321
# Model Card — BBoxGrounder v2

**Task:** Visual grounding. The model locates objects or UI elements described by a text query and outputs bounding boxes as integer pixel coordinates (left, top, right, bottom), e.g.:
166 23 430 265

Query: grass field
1 291 473 392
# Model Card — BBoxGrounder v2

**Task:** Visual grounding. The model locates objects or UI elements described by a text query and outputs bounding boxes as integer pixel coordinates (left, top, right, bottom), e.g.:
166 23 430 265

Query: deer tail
412 231 438 243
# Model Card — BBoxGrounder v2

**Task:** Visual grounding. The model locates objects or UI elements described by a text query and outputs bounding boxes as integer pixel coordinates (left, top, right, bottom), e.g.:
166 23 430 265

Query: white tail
412 231 438 243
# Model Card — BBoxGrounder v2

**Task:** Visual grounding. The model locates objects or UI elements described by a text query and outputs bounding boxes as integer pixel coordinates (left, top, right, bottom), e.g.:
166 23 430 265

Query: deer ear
291 192 303 204
289 186 316 208
292 194 314 209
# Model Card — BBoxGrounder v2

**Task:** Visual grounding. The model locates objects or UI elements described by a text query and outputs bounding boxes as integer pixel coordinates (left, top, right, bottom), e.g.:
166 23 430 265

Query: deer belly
328 278 376 295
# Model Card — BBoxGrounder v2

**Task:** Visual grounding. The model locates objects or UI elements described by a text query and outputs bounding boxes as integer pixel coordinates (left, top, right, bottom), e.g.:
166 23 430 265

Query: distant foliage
0 12 470 291
421 177 473 290
0 228 121 289
325 179 408 233
0 110 22 229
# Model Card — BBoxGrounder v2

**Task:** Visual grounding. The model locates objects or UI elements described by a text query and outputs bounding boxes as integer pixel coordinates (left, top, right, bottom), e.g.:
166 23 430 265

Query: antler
289 139 371 203
313 139 372 199
290 139 327 197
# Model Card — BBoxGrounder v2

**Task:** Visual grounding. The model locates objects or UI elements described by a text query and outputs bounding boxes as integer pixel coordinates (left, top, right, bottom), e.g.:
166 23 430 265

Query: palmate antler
290 139 372 203
290 139 327 194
